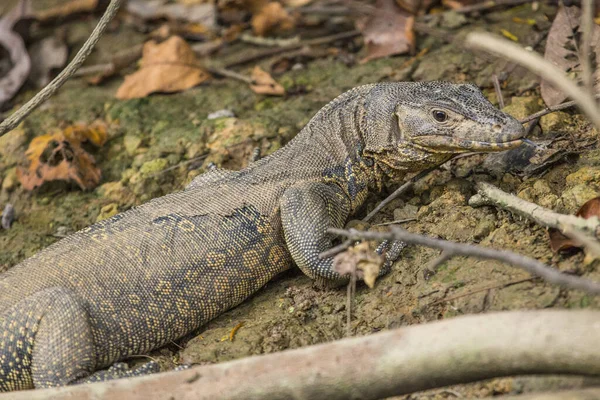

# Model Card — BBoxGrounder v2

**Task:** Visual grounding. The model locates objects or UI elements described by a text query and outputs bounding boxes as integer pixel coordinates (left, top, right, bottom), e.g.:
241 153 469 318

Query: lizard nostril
492 124 501 132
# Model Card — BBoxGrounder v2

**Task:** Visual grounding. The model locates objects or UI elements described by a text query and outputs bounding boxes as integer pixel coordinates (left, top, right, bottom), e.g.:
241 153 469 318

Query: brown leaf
17 121 108 190
333 242 384 288
357 0 415 64
116 36 210 100
0 0 31 107
251 1 295 37
548 197 600 253
541 5 600 107
249 66 285 95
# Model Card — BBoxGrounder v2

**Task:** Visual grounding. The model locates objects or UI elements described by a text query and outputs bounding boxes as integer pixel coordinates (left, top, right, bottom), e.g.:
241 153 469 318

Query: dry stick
469 181 600 237
492 74 505 109
465 32 600 129
11 310 600 400
330 226 600 294
580 0 595 95
0 0 123 136
520 94 600 124
224 30 360 68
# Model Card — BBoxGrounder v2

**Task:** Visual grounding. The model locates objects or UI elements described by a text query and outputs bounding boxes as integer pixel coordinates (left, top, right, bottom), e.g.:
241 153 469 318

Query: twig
465 32 600 130
469 182 600 238
492 74 505 109
224 30 360 68
375 218 416 227
207 67 253 84
14 310 600 400
240 33 300 47
580 0 594 95
452 0 539 14
346 273 356 337
520 94 600 124
363 165 440 223
329 226 600 295
0 0 124 136
425 277 536 307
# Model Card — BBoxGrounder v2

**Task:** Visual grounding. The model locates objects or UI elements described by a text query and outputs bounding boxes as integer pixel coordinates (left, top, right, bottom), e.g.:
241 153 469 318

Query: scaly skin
0 82 524 391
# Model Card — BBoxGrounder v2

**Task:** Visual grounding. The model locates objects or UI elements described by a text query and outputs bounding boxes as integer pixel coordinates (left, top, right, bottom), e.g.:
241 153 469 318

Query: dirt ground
1 2 600 398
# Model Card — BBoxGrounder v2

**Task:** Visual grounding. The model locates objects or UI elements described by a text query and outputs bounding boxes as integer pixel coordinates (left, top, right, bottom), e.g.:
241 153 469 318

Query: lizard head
394 82 525 154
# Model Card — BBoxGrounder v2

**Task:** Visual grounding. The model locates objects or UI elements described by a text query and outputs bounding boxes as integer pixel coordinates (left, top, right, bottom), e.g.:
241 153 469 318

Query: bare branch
465 32 600 129
580 0 595 95
0 0 124 136
520 94 600 124
469 181 600 238
10 310 600 400
329 226 600 295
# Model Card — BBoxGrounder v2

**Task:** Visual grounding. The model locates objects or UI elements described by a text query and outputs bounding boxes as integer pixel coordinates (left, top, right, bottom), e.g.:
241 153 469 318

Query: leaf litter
17 121 108 190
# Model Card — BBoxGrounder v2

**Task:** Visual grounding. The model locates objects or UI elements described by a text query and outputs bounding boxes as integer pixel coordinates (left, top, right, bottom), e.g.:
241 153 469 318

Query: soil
1 2 599 398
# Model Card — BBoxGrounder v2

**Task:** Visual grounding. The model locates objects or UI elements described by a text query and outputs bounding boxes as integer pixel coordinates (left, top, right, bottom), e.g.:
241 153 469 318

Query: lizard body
0 82 524 391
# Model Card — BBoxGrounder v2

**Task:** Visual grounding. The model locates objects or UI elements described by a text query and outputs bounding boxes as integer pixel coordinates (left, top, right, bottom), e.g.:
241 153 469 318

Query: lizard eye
432 110 448 122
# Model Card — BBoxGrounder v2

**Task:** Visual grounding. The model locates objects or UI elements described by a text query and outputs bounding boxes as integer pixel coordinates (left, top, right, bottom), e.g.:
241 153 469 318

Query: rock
207 109 235 120
123 134 142 156
559 183 600 213
502 96 542 120
96 203 119 222
393 204 418 221
565 167 600 187
540 111 571 133
140 158 169 177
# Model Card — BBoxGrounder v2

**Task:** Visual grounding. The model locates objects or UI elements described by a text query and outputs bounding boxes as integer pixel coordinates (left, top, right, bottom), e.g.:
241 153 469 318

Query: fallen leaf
357 0 415 64
548 197 600 254
116 36 210 100
541 5 600 106
333 242 384 288
500 29 518 42
127 0 216 29
27 33 68 88
249 66 285 95
17 121 108 190
251 1 295 37
0 0 31 108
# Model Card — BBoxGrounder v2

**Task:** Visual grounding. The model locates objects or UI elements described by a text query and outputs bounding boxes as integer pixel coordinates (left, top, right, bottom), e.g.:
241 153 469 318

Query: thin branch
12 310 600 400
0 0 124 136
465 32 600 129
469 182 600 237
492 74 505 109
329 226 600 295
520 94 600 124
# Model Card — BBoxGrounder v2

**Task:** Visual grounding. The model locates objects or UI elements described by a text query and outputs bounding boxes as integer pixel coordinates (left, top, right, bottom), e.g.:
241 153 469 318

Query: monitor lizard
0 82 525 391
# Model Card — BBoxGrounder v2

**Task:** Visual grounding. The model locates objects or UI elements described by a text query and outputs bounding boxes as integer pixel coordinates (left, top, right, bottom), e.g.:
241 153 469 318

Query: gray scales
0 82 524 391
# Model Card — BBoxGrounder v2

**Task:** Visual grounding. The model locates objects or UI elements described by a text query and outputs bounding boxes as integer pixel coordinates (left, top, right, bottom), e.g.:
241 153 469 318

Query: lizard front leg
280 182 353 286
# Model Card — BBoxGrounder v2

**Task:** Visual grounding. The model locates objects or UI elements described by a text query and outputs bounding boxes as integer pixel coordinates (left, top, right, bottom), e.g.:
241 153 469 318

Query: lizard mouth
411 135 524 153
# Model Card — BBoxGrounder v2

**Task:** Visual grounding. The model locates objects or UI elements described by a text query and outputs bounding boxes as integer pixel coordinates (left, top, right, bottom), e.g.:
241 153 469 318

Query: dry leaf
17 122 108 190
333 242 384 288
251 1 295 37
541 5 600 106
357 0 415 64
116 36 210 100
548 197 600 254
0 0 31 108
250 66 285 95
